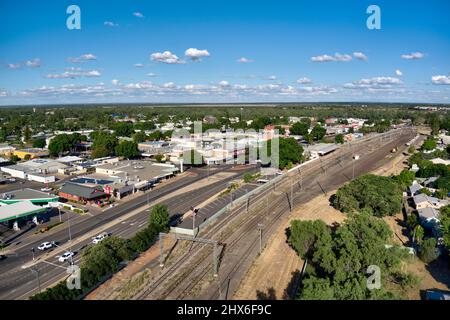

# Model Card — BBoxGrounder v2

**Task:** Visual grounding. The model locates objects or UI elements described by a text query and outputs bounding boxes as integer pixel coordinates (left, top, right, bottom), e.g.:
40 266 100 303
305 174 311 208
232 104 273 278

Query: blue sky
0 0 449 105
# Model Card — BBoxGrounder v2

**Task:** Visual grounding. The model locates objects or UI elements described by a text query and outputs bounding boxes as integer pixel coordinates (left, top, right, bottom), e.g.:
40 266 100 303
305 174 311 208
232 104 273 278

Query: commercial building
0 188 59 205
92 160 179 198
0 201 48 230
0 188 58 230
59 182 109 204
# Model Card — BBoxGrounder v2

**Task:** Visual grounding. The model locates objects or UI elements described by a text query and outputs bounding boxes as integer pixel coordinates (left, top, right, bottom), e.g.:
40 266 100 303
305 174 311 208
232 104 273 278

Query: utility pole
58 206 62 223
257 224 263 254
31 247 35 261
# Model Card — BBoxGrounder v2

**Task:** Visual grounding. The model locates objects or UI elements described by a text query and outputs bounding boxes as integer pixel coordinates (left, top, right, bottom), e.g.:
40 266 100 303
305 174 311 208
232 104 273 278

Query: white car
58 251 74 263
92 232 109 244
40 187 52 192
37 242 53 251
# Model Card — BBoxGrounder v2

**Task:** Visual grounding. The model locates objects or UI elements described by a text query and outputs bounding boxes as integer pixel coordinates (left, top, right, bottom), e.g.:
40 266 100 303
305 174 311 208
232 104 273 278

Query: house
409 181 424 196
59 182 109 203
413 194 449 210
410 164 420 173
417 207 440 225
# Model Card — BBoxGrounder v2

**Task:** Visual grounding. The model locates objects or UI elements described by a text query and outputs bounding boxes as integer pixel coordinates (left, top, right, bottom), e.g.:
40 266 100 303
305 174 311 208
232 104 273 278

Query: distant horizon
0 100 449 109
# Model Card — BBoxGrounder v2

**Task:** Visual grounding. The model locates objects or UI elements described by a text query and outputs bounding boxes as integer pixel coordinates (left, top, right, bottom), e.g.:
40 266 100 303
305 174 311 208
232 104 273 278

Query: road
0 163 258 299
132 128 416 300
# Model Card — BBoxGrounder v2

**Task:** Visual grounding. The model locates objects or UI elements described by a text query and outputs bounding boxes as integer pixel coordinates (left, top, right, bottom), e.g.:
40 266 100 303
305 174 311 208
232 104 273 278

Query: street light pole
58 207 62 223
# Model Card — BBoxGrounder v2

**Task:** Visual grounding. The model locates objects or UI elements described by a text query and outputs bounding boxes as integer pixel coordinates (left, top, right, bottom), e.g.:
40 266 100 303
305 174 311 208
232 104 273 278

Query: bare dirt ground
233 140 448 300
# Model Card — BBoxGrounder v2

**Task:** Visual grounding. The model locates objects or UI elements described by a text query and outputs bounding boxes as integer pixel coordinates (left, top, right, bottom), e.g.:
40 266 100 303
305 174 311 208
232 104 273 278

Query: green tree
408 146 416 154
393 169 415 190
149 204 170 232
91 131 118 158
114 122 134 137
23 126 31 142
288 220 331 259
290 122 309 136
333 174 403 217
335 134 344 144
422 138 437 151
278 137 304 170
115 141 140 159
132 131 147 143
310 124 326 141
419 188 432 196
418 238 438 263
295 213 408 300
32 138 46 148
414 225 425 245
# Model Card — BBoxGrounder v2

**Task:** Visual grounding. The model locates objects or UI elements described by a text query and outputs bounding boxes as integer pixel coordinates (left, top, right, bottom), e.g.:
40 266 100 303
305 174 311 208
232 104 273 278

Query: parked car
58 251 74 263
37 242 54 251
40 187 52 192
92 232 109 244
0 255 6 261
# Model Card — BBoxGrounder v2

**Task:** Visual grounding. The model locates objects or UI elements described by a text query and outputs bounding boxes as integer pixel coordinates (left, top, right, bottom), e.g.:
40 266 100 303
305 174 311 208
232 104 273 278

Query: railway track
134 128 416 300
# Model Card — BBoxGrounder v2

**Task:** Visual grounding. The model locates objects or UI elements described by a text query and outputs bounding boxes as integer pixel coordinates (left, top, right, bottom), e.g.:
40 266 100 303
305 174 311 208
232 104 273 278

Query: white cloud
146 72 157 77
163 82 176 88
237 57 253 63
26 58 41 68
395 69 403 76
311 53 352 62
298 86 338 94
431 75 450 85
266 75 277 80
7 63 21 69
353 52 368 61
311 54 335 62
401 52 424 60
134 63 145 68
184 48 210 61
68 54 97 63
0 89 8 97
111 79 120 86
344 76 403 91
296 77 312 84
104 21 119 27
46 69 101 79
150 51 184 64
133 12 144 18
219 80 230 87
334 53 352 62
